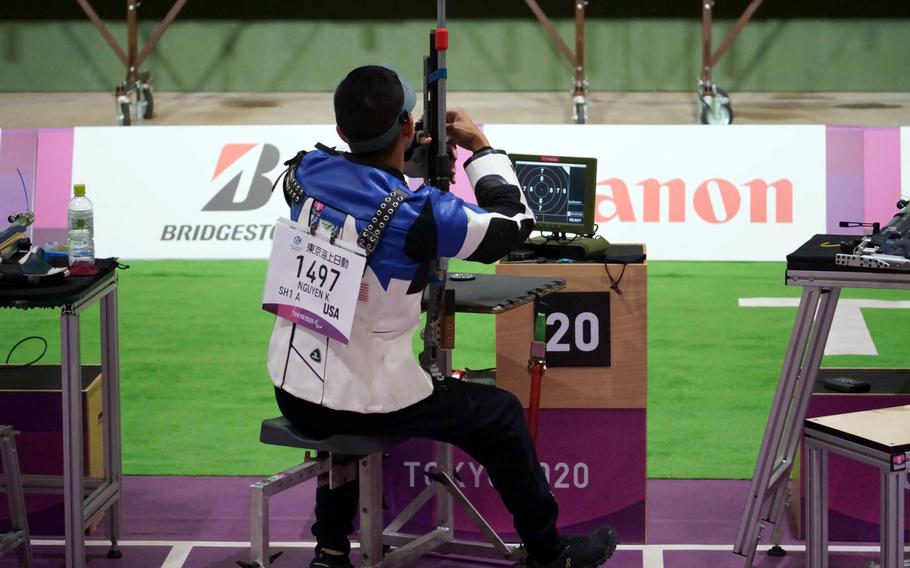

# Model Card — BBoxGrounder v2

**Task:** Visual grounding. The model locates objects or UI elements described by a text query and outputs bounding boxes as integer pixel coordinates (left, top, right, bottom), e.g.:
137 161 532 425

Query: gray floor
1 91 909 128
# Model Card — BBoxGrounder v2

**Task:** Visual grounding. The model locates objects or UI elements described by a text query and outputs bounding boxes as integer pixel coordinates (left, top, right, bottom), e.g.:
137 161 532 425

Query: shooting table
478 246 648 542
735 234 910 566
0 259 123 568
804 405 909 568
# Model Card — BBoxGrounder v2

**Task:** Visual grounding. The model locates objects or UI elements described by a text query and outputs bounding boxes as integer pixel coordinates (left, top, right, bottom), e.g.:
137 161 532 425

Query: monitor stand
522 233 610 260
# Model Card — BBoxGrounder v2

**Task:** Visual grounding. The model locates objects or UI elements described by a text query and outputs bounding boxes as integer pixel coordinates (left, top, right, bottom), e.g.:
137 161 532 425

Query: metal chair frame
0 426 32 568
246 418 521 568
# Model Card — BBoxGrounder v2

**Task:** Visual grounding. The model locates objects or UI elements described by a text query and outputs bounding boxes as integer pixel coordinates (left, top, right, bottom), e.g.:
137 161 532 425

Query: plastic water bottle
67 183 95 265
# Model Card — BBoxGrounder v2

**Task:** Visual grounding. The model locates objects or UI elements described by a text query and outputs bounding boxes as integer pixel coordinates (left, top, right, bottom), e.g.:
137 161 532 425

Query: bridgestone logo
161 224 276 242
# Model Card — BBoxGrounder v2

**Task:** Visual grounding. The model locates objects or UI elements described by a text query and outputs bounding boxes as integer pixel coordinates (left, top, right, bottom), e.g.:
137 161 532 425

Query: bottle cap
73 184 86 197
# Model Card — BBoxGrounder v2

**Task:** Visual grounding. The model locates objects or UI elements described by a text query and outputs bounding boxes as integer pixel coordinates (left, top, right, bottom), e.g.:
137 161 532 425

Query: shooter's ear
336 124 349 142
401 113 415 140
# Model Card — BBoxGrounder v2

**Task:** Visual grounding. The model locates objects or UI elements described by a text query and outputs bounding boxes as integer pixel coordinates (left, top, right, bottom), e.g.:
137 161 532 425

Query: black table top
0 258 119 310
816 368 910 395
786 233 908 275
424 273 566 314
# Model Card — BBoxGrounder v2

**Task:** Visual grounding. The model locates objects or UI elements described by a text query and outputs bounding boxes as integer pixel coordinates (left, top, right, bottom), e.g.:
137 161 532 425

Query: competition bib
262 217 366 344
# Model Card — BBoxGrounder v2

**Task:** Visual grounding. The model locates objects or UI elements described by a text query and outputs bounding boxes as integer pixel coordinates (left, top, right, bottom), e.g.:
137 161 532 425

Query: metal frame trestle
245 445 521 568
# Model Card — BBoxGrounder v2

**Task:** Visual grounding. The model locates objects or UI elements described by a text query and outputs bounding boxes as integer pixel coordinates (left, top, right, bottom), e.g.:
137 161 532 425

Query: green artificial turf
1 259 908 478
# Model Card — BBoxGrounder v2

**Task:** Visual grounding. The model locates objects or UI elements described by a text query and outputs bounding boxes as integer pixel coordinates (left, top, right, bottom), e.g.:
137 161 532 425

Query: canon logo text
595 177 793 224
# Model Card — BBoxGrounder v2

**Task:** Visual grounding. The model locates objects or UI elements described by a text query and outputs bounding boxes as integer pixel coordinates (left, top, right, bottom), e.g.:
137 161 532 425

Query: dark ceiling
3 1 909 20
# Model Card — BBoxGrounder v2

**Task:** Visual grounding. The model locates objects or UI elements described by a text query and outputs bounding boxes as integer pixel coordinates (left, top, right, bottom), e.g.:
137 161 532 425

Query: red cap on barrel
435 28 449 50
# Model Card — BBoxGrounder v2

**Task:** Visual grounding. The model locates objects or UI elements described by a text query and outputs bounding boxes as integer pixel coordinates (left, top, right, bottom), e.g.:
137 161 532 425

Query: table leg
806 441 828 568
736 286 825 563
61 309 85 568
359 453 384 568
880 470 905 568
100 290 123 556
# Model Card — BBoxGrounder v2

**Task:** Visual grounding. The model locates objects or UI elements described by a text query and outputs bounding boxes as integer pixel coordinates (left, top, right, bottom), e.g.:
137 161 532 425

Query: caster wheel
116 98 131 127
138 84 154 120
572 96 588 124
767 544 786 557
698 86 733 125
107 545 122 559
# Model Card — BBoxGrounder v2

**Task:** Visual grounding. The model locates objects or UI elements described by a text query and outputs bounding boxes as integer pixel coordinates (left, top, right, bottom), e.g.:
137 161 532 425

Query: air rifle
0 212 34 262
836 199 910 271
418 0 455 380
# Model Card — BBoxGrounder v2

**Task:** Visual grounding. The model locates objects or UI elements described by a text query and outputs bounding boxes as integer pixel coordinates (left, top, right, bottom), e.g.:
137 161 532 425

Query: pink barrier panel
863 127 902 225
825 126 865 234
0 129 39 238
33 128 74 245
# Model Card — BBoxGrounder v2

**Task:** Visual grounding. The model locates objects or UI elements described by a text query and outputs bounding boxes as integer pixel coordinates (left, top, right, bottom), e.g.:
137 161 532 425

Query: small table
0 259 123 568
805 405 910 568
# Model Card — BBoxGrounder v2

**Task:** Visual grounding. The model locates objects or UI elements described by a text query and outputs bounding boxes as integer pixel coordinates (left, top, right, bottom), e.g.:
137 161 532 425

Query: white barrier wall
485 125 827 261
68 124 827 261
72 125 340 260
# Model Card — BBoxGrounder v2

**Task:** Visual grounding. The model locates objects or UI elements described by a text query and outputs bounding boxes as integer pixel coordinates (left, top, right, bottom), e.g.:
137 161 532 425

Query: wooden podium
495 253 647 409
494 248 648 541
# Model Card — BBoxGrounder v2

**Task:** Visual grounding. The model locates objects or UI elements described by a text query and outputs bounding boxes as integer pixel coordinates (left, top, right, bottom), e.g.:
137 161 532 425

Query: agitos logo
161 143 281 243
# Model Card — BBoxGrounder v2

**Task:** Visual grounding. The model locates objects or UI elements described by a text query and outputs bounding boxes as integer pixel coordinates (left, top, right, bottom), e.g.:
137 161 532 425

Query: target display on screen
509 154 597 235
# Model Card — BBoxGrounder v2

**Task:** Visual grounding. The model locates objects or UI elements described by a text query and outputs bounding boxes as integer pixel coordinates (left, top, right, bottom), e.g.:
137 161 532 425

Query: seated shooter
267 65 618 568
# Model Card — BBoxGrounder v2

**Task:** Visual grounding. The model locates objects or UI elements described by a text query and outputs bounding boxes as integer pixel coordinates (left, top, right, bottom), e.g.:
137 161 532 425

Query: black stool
0 426 32 568
243 417 405 568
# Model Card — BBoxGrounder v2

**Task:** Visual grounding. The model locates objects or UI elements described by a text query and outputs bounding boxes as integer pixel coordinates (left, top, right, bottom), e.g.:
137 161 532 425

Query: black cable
17 167 30 213
604 263 627 296
3 336 48 369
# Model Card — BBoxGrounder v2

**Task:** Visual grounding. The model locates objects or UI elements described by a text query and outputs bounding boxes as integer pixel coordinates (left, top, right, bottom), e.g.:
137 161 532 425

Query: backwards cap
345 65 417 154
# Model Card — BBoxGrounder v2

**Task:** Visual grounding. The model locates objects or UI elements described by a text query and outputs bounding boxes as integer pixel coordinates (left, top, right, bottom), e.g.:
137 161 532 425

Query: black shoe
563 527 618 560
526 527 618 568
309 549 354 568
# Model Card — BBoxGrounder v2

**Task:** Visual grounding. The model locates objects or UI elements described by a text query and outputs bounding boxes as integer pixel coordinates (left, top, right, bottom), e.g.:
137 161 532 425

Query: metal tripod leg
735 286 840 566
429 470 511 556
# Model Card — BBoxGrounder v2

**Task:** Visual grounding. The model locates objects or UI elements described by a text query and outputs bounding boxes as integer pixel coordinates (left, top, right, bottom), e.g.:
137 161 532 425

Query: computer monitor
508 153 597 235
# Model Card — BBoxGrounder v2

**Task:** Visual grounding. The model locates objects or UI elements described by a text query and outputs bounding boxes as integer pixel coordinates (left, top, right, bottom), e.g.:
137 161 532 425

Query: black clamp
356 188 409 255
284 169 305 204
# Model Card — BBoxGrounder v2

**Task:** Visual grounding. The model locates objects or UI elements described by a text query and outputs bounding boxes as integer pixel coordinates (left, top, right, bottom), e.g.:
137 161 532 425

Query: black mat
504 244 646 265
0 258 119 310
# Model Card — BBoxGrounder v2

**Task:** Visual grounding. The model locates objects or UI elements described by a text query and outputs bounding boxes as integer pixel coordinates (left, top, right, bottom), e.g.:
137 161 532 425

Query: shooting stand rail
699 0 766 124
75 0 188 126
522 0 589 124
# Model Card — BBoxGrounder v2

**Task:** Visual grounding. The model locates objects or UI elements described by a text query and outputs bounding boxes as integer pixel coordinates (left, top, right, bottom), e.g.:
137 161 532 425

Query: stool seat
259 417 406 456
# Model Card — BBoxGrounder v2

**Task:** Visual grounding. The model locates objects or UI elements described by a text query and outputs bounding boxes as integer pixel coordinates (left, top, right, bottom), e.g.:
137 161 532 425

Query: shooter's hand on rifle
405 130 457 182
445 108 490 152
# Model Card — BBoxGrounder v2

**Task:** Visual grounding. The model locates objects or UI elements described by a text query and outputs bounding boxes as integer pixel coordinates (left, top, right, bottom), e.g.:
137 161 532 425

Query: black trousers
274 377 561 561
